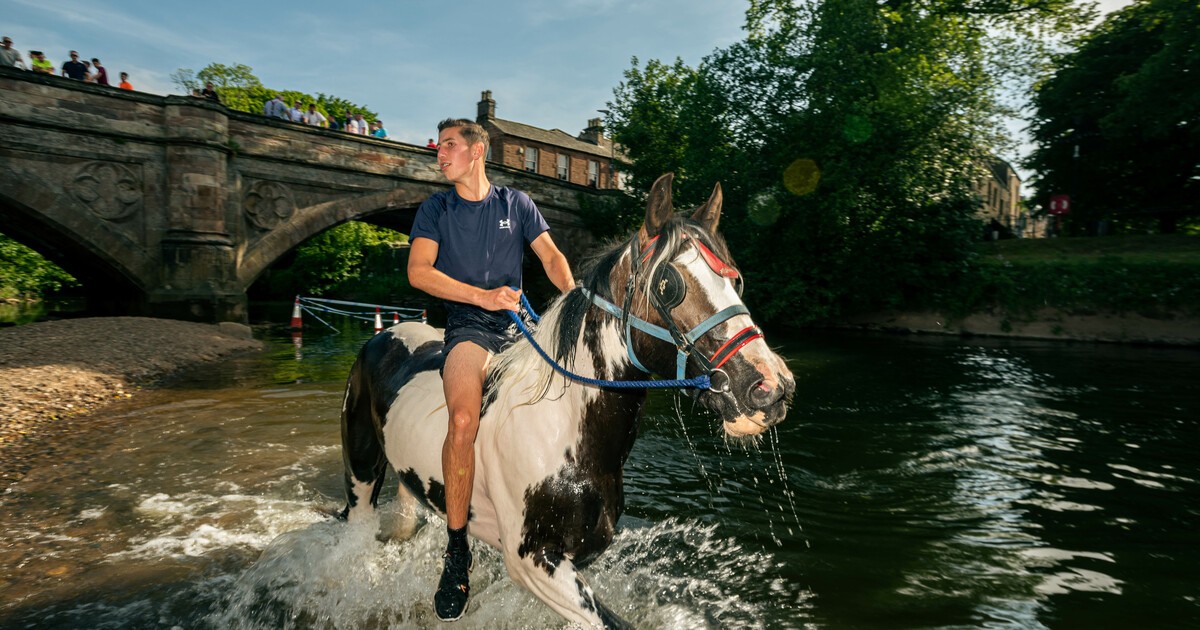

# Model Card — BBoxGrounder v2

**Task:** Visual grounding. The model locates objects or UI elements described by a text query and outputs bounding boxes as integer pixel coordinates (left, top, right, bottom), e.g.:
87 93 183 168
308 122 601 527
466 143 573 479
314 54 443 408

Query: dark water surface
1 320 1197 629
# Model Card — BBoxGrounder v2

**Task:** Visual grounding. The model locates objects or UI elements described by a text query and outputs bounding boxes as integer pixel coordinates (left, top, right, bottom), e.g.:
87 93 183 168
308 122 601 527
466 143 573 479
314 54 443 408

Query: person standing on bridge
29 51 53 74
61 50 87 80
407 118 574 622
89 58 108 86
0 37 26 70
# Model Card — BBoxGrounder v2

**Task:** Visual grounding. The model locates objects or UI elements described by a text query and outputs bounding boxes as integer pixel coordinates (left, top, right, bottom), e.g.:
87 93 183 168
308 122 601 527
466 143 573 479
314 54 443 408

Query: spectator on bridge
89 58 109 86
348 113 368 135
303 104 327 127
29 51 53 74
118 72 133 90
371 120 389 139
264 94 289 119
1 37 27 69
288 100 305 123
61 50 87 80
426 138 437 149
201 82 221 104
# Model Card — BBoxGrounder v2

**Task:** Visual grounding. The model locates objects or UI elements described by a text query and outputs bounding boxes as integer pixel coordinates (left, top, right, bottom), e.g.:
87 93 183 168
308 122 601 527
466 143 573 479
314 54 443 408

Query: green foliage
0 233 78 300
265 222 405 297
197 63 262 90
1026 0 1200 234
936 256 1200 318
576 191 643 241
172 63 378 125
608 0 1090 325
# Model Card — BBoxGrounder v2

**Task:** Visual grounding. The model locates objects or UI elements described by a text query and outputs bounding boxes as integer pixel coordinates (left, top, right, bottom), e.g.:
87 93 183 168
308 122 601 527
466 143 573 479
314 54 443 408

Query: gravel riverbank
0 317 262 487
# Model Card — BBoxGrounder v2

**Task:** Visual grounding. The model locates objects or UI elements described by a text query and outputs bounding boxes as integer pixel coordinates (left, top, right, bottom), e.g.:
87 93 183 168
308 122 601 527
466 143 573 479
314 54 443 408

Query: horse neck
566 305 648 471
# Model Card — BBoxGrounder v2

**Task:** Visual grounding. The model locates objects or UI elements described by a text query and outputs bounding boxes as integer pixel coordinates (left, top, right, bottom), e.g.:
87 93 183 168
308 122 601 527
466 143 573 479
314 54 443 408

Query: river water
1 318 1197 629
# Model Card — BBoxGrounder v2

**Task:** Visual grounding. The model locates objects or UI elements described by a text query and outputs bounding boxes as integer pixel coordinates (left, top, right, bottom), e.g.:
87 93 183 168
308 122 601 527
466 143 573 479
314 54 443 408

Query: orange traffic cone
393 312 400 325
421 309 428 323
374 307 383 333
290 297 302 329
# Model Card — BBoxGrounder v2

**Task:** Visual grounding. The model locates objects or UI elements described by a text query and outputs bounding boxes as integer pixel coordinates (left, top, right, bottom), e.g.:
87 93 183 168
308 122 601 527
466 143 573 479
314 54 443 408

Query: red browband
640 235 740 279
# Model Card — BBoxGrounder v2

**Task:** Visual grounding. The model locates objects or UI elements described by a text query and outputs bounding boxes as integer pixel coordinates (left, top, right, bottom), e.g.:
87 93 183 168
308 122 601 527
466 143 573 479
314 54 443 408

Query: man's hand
480 286 522 312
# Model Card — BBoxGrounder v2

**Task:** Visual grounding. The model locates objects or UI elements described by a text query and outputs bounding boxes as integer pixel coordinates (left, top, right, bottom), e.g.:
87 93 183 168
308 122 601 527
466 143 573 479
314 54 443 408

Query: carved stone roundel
244 181 296 230
71 162 142 221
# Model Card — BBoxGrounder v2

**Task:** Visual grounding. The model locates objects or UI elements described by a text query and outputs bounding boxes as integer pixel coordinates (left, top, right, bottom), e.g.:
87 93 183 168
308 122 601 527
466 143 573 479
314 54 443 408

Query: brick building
475 90 622 189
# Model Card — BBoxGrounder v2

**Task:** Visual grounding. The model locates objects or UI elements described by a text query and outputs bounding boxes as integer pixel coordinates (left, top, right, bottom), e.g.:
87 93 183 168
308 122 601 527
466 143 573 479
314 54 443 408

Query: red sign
1049 194 1071 215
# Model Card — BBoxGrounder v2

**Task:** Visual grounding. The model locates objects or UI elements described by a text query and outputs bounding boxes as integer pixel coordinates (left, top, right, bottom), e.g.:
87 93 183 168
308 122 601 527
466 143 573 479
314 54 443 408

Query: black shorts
442 303 519 357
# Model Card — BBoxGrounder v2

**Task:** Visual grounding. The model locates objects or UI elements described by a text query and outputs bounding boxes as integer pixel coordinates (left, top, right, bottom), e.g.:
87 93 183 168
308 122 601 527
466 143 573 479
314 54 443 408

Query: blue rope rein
507 292 712 390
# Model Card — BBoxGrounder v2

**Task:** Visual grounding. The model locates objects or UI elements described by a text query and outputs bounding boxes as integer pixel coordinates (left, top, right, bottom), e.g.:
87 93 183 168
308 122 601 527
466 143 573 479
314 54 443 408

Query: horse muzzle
707 362 794 438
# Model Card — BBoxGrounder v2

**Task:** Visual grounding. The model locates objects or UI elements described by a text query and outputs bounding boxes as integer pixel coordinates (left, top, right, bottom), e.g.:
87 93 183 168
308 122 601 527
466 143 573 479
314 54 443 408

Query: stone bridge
0 68 609 323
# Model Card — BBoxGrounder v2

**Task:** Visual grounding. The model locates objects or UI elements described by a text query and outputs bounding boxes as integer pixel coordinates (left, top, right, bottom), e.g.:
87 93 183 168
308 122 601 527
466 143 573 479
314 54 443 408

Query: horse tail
338 339 390 522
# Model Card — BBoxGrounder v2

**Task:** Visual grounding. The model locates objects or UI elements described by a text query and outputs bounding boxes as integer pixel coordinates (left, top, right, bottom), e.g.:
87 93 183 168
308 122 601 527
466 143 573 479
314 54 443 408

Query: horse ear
691 182 723 233
640 173 674 244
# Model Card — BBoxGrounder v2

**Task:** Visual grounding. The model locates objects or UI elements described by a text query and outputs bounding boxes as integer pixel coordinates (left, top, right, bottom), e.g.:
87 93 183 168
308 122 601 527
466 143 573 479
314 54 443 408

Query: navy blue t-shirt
410 186 550 294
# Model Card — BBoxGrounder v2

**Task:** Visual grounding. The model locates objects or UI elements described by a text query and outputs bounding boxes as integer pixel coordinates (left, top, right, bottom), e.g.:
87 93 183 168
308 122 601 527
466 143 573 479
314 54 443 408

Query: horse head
611 173 795 438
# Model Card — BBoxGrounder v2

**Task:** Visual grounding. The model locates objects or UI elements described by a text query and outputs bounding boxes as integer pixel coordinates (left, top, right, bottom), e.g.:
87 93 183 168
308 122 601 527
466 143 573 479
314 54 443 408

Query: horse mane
486 215 737 404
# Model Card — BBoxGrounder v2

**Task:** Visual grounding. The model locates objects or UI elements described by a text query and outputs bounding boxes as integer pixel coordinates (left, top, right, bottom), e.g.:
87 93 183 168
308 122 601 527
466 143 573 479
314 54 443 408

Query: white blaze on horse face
678 243 791 437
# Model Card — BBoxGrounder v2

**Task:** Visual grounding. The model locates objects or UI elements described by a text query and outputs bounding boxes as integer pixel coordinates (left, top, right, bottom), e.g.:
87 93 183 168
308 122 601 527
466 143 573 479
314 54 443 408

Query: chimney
579 117 605 145
477 90 495 122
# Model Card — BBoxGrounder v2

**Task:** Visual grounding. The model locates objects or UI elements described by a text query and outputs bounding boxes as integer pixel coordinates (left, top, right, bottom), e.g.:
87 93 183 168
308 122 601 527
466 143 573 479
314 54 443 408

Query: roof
486 117 613 159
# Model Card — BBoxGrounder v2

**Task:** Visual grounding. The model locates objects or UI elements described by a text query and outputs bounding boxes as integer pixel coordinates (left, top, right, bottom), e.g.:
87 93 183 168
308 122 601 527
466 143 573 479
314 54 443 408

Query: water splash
199 514 812 629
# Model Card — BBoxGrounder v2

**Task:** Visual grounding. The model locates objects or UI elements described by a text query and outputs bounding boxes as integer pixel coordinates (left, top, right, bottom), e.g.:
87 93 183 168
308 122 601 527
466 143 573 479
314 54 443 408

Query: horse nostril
747 379 780 408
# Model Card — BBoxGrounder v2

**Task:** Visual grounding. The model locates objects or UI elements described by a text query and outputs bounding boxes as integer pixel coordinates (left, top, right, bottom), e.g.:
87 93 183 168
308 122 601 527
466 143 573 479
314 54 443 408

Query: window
524 147 538 173
556 154 569 180
588 160 599 187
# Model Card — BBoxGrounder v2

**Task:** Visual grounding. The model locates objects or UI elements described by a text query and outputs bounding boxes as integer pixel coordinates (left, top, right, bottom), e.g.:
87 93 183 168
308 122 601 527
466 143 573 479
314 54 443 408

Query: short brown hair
438 118 489 154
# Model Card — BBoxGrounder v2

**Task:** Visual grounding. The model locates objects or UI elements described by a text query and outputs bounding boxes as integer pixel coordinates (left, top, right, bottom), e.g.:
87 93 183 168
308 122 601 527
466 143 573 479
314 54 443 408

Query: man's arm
407 237 521 312
530 232 575 294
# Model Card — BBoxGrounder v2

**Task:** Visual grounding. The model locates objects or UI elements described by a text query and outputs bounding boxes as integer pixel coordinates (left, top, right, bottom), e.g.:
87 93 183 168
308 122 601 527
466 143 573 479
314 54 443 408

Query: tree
196 62 261 90
170 62 378 124
169 68 198 93
1026 0 1200 234
0 233 78 300
609 0 1090 323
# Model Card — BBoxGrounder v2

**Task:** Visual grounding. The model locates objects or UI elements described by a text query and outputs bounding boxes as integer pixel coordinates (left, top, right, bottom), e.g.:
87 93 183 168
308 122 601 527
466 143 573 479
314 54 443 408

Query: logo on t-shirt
498 219 512 231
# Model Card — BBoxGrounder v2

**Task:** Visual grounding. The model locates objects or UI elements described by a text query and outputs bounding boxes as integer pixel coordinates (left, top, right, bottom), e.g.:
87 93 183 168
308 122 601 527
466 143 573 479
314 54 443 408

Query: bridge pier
147 99 246 322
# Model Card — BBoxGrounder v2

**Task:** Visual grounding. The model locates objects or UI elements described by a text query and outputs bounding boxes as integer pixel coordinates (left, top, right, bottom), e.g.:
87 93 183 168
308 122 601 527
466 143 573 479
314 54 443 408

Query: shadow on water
1 319 1198 629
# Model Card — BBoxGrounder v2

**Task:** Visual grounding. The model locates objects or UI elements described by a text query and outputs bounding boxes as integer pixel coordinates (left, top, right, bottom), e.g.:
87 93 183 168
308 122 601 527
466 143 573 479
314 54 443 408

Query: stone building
475 91 622 190
976 157 1045 238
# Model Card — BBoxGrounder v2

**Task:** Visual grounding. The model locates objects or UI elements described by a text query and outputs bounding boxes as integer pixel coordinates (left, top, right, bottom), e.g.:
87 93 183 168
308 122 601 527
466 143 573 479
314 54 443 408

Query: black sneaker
434 548 472 621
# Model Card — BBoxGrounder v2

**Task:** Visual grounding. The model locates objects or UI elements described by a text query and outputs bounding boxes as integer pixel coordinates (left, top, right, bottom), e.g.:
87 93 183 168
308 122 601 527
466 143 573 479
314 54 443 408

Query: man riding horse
406 118 575 621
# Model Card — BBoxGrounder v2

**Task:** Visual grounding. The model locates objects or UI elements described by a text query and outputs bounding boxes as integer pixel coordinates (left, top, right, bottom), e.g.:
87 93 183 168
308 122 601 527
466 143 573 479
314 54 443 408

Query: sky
4 0 746 146
6 0 1132 176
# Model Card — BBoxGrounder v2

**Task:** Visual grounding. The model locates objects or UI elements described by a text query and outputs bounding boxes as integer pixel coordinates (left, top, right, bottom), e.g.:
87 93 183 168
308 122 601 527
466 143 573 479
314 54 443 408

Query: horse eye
734 276 744 297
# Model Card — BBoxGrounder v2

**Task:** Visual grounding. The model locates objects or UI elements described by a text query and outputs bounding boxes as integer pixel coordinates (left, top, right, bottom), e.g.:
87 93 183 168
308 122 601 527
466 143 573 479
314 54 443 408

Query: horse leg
339 367 388 523
503 548 632 630
380 479 422 541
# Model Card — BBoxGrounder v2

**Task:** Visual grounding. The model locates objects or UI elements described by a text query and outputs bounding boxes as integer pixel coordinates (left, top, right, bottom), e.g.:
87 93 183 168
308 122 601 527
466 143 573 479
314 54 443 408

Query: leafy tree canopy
1026 0 1200 234
607 0 1092 323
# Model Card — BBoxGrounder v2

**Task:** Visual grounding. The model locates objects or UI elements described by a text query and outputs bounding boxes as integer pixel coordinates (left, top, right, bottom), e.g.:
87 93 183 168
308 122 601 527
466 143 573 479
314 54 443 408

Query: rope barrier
293 295 426 333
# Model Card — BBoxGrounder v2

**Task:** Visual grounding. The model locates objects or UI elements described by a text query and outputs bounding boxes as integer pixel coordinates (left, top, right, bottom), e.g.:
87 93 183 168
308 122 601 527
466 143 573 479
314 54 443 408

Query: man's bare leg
435 341 489 621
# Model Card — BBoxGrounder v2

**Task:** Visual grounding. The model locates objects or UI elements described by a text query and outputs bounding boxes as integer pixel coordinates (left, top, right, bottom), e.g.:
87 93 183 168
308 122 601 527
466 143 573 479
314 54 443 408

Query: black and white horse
339 173 794 627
